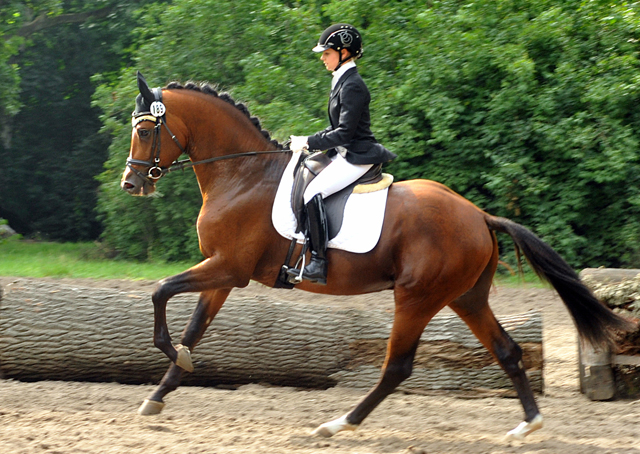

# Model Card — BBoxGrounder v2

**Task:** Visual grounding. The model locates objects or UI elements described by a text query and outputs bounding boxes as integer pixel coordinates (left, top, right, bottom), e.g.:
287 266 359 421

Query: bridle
127 89 290 186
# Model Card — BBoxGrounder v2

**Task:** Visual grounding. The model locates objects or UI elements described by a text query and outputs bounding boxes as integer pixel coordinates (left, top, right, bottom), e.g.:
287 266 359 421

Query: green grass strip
0 239 194 281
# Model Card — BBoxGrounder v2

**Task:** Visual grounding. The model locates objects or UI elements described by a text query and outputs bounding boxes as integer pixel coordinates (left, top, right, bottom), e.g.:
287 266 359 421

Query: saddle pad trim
353 173 393 194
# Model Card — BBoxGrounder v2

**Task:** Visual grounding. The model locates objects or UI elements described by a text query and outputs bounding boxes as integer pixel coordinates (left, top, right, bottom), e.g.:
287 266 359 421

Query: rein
165 149 291 174
128 112 291 185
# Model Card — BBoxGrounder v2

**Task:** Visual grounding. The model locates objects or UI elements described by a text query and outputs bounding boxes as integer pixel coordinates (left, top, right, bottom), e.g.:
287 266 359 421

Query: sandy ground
1 277 640 454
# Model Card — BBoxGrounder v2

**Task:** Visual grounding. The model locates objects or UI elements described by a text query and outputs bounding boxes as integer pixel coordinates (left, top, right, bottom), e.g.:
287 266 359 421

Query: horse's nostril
122 181 135 191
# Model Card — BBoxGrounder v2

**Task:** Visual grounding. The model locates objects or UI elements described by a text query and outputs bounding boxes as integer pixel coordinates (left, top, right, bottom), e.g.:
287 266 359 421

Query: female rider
288 23 396 285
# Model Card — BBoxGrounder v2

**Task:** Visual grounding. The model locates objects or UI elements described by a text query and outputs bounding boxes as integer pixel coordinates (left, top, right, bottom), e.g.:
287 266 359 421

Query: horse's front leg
150 263 236 365
149 271 189 366
140 287 230 415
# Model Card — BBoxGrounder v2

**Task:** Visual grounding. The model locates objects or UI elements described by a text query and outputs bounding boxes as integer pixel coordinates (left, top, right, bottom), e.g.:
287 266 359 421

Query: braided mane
165 81 283 149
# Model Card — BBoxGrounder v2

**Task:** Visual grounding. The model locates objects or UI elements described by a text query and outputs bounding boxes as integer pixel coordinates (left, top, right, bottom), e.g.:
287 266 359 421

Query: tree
0 1 163 240
95 0 328 261
92 0 640 268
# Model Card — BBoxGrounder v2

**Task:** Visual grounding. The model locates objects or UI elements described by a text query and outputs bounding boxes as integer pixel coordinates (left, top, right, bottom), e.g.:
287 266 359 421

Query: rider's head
312 24 363 72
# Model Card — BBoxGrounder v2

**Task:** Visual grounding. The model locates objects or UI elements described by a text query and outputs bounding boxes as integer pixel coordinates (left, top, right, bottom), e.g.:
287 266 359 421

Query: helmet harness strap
334 49 348 72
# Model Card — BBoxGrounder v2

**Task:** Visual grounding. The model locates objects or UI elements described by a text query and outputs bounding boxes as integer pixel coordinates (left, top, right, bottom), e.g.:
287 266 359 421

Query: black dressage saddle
290 151 383 240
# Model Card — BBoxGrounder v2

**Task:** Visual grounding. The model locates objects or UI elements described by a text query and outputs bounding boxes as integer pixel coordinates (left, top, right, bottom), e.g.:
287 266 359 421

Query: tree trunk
0 279 542 393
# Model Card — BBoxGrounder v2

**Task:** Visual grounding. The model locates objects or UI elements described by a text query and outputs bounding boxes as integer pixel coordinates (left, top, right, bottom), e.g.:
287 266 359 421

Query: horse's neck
185 107 288 201
196 151 289 200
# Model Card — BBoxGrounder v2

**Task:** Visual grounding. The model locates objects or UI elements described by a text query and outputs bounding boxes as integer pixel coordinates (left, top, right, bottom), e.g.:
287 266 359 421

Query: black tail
486 216 635 348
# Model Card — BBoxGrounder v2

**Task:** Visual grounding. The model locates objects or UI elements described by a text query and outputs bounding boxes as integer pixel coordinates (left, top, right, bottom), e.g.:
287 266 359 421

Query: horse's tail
485 215 635 348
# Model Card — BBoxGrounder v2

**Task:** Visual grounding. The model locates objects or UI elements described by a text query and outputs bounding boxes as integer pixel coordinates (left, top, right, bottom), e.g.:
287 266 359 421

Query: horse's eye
138 128 151 138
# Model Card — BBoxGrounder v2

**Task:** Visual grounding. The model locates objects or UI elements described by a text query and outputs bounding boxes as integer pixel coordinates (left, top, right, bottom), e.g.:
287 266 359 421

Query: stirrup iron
284 237 309 284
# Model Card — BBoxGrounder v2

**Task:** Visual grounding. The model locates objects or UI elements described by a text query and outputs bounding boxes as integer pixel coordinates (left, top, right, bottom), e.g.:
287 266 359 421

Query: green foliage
29 0 640 268
95 0 330 261
0 0 160 240
370 0 640 267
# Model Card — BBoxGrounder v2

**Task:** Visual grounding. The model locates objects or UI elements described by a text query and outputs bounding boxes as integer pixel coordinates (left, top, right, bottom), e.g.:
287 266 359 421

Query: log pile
581 269 640 324
0 279 542 394
579 268 640 400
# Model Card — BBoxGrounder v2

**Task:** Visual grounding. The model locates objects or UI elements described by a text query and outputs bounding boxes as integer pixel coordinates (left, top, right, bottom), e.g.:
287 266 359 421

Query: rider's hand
290 135 309 153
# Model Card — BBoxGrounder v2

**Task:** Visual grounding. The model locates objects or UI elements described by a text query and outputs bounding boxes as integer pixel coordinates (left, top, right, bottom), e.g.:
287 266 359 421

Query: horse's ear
137 71 155 104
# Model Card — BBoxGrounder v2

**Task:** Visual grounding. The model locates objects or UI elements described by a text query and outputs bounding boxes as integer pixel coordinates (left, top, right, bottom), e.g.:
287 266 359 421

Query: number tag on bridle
150 101 166 118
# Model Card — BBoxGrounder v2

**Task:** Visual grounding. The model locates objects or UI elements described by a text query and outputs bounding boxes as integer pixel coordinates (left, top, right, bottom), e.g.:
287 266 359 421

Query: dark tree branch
7 6 115 40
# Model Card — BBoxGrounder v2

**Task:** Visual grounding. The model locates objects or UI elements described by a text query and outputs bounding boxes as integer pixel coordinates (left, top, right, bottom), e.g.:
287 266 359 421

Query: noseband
128 93 289 186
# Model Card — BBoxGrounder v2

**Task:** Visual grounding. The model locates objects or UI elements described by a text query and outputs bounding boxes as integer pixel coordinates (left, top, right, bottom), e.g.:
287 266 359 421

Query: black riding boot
288 194 328 285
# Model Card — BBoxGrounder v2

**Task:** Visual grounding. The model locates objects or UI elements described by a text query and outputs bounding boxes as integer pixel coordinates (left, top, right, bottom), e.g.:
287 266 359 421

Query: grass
493 270 546 288
0 239 195 281
0 238 547 288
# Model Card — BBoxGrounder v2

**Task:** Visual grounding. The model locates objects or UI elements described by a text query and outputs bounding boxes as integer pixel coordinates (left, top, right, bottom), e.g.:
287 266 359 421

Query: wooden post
578 338 614 401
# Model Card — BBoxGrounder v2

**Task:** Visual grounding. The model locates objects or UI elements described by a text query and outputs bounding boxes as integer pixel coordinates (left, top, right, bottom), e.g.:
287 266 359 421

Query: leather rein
127 93 290 186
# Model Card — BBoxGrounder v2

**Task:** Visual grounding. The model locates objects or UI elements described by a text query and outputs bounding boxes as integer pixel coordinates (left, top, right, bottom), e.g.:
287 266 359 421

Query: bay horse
121 72 633 440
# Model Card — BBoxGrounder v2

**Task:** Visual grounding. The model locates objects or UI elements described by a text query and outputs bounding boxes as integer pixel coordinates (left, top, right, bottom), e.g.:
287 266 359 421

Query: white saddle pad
271 152 389 253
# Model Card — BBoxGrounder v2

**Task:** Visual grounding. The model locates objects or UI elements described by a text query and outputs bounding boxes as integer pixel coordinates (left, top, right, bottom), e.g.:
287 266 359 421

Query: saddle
290 151 391 240
275 151 393 289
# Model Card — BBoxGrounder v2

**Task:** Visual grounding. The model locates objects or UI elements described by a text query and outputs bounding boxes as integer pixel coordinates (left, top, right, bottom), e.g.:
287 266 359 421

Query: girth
290 151 385 240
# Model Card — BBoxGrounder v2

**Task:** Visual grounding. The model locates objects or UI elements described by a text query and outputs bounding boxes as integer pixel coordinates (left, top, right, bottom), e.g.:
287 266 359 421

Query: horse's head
121 72 187 196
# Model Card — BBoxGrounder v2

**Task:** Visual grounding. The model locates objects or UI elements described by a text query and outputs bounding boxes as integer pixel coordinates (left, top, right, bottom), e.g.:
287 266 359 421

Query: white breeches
303 153 373 204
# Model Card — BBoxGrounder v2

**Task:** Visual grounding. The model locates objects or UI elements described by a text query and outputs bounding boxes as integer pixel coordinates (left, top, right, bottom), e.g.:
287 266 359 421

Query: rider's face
320 48 344 72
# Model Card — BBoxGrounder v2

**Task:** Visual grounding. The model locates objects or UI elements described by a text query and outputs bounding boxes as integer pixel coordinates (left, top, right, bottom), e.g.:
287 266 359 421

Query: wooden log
0 279 542 393
580 268 640 285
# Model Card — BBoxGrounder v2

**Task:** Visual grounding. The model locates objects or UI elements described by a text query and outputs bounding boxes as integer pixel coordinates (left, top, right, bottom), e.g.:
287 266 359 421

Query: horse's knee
152 281 172 305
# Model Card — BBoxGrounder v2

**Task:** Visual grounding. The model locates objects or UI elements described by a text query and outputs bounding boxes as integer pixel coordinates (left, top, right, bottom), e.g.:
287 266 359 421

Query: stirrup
286 254 328 285
286 267 304 283
301 257 327 285
285 243 308 284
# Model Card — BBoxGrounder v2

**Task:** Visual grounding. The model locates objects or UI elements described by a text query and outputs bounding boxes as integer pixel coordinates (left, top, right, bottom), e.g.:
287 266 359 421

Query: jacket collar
330 66 358 98
331 61 357 90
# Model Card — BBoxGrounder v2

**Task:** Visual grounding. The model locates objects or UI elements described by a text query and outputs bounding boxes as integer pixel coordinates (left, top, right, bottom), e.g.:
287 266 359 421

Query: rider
288 23 396 285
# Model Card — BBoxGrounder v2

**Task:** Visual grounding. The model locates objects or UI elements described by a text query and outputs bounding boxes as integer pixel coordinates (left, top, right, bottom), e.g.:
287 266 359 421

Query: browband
132 114 158 127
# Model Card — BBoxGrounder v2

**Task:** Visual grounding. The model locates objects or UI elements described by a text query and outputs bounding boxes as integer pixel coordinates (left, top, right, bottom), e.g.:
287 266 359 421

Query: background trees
0 0 160 239
2 0 639 268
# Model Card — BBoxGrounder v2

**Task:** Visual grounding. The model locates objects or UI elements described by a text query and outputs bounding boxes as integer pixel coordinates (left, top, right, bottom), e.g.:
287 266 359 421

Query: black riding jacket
307 67 396 165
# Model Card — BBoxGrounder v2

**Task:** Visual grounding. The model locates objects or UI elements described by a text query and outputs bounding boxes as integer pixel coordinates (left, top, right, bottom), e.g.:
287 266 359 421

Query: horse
121 72 633 440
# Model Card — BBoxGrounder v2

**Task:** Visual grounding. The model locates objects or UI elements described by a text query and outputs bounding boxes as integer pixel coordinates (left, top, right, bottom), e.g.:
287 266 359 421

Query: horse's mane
165 81 283 150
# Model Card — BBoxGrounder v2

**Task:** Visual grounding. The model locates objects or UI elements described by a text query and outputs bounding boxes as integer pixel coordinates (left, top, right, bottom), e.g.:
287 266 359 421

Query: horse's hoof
311 414 357 438
505 414 543 441
175 344 194 372
138 399 165 416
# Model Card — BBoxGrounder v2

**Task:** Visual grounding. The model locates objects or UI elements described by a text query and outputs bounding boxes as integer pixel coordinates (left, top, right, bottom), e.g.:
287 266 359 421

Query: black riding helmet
312 23 363 65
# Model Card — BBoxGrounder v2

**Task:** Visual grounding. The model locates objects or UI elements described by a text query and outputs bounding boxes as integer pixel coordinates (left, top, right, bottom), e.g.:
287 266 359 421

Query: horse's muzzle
121 170 156 196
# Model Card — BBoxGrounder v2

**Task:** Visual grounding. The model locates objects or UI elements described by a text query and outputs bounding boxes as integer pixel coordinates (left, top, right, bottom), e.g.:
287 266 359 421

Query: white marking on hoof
505 414 543 441
138 399 165 416
175 344 194 372
311 414 358 438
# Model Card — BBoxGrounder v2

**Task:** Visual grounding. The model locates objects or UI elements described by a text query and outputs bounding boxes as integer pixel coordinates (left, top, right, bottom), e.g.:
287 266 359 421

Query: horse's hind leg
138 288 230 415
313 295 439 437
449 265 542 440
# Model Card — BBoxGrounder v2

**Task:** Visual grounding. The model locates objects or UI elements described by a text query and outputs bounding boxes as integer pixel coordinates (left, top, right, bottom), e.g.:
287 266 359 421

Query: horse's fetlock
153 335 170 351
